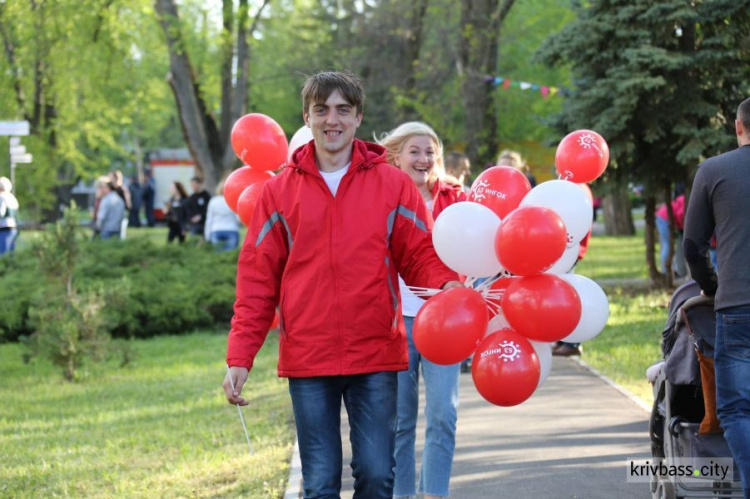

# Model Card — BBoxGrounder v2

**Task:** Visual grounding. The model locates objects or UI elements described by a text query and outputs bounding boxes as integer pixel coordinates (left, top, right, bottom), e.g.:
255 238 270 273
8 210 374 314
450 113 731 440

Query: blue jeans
0 228 18 254
656 216 671 273
209 231 239 251
288 372 398 499
715 306 750 496
395 316 460 497
99 230 120 240
710 248 719 272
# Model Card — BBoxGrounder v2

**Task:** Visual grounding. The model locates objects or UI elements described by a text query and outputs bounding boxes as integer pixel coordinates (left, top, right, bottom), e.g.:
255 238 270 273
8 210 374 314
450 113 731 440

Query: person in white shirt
205 180 241 251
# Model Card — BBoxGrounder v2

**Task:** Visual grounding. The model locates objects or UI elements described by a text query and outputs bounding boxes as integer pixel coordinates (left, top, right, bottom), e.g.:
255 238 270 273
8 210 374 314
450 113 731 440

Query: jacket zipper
310 164 359 375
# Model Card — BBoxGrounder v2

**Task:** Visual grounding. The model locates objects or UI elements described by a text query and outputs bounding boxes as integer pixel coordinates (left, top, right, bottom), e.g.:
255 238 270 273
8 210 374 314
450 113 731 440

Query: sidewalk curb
570 357 652 414
283 438 302 499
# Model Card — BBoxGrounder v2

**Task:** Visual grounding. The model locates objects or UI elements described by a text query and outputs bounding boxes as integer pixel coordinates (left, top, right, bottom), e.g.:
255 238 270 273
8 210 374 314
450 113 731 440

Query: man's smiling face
304 90 362 156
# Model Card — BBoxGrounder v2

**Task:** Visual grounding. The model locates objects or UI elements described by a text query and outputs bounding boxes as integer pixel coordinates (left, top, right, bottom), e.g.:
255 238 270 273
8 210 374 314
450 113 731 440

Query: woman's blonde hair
497 149 529 173
377 122 448 189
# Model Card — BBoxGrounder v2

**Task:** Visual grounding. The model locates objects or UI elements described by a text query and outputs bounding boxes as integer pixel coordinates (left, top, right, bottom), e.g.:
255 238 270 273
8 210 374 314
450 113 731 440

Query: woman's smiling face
395 135 437 189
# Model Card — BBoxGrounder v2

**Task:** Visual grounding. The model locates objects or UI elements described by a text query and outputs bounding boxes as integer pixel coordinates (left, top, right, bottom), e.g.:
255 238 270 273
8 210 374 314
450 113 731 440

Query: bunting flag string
484 75 570 98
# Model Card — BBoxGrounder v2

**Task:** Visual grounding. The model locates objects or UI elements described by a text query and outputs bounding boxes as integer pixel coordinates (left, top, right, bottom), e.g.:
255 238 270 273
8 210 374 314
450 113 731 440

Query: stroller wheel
668 416 686 437
653 479 677 499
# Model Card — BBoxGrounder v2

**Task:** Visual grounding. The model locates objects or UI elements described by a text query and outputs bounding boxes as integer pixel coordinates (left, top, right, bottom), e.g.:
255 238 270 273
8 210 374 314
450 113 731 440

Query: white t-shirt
319 163 350 196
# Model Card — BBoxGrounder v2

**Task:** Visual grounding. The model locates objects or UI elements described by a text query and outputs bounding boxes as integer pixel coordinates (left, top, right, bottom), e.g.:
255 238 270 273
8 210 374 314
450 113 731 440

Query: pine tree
538 0 750 284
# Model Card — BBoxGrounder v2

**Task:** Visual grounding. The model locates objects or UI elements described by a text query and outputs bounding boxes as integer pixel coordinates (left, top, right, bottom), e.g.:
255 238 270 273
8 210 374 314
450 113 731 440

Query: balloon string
405 286 442 298
484 300 502 315
226 365 254 455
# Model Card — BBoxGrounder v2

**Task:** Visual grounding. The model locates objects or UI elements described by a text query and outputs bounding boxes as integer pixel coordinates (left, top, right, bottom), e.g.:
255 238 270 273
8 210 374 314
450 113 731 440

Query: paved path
338 357 652 498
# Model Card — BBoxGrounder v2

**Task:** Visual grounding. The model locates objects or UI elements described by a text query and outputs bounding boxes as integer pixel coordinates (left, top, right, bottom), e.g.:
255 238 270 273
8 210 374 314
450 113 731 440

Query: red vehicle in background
147 149 199 221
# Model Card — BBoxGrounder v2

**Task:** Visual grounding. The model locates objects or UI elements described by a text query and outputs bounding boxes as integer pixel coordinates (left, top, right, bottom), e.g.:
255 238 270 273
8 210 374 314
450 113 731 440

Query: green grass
0 331 294 498
575 230 648 281
582 286 670 404
575 221 673 406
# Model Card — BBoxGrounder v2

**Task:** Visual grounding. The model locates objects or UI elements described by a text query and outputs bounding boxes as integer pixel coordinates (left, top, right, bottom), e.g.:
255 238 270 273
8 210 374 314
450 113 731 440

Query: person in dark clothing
165 181 189 243
128 174 143 228
142 169 156 227
683 96 750 498
187 177 212 239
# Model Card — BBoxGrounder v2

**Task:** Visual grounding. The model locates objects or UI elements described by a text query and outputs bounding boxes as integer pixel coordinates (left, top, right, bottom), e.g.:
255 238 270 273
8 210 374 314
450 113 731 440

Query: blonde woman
497 149 537 187
379 122 466 499
204 180 241 251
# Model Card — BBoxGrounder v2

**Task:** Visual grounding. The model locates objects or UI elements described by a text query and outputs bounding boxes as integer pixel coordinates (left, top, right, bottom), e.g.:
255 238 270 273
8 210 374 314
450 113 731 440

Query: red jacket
227 139 458 377
656 195 686 230
431 179 468 218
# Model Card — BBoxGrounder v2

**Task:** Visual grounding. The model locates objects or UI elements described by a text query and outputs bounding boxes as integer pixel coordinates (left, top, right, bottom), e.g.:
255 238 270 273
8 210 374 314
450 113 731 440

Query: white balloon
486 312 511 335
287 125 314 162
559 274 610 343
544 244 580 275
520 180 593 245
529 340 553 388
433 202 503 278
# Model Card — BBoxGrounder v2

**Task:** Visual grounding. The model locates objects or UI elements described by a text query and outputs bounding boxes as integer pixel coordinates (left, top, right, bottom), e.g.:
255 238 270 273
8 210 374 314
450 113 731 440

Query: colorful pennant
484 76 570 98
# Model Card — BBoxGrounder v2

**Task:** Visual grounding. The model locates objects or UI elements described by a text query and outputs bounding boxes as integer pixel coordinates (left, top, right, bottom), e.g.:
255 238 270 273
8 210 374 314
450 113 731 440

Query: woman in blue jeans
380 122 467 498
204 180 241 251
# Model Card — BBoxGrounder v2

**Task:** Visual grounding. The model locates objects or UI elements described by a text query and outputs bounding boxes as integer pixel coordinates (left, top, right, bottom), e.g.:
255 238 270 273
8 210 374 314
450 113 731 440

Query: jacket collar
431 178 462 197
287 139 387 175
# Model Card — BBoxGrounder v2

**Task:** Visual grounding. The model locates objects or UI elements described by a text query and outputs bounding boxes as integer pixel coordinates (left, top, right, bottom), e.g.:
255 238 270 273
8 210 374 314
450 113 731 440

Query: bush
0 235 239 343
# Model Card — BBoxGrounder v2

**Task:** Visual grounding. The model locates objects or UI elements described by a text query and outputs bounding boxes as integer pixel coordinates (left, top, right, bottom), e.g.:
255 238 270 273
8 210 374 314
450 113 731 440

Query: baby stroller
649 280 743 498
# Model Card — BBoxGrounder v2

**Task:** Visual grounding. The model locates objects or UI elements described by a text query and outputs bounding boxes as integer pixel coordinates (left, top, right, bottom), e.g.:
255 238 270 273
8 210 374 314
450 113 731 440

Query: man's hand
441 280 464 290
191 215 201 223
223 366 250 406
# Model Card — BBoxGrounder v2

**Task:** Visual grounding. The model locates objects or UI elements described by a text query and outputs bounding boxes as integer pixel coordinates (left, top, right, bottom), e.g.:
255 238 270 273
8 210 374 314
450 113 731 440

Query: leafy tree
0 0 179 219
538 0 750 285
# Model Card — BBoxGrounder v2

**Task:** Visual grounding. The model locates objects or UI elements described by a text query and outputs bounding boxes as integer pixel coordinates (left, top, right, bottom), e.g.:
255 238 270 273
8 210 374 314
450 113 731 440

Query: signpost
0 121 30 136
0 121 32 188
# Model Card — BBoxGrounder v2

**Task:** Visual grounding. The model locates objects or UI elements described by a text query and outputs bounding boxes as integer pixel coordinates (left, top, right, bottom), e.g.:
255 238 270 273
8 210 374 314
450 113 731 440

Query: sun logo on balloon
471 179 490 202
577 133 604 158
498 340 521 362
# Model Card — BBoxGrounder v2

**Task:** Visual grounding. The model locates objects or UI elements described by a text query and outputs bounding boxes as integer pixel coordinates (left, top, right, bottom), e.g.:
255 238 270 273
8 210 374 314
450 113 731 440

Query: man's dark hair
301 71 365 115
191 177 203 184
738 97 750 130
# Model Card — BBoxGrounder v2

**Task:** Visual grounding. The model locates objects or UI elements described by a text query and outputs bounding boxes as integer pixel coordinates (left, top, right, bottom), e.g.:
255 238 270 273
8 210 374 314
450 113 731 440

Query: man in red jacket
223 71 461 498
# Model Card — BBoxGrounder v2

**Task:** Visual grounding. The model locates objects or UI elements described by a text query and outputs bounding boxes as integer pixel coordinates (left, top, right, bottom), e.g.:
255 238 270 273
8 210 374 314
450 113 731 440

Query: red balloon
495 206 567 276
501 274 581 342
469 166 532 219
237 183 264 226
555 130 609 183
224 166 273 213
413 288 488 365
231 113 289 172
472 329 540 406
270 309 280 330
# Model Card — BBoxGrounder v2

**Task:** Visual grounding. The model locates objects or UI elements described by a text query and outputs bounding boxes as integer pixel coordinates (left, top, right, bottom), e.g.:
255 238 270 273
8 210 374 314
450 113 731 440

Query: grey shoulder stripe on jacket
256 212 293 249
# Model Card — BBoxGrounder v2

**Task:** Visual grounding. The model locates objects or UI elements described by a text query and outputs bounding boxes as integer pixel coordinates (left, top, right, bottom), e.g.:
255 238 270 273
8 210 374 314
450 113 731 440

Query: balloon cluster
414 130 611 407
225 114 292 225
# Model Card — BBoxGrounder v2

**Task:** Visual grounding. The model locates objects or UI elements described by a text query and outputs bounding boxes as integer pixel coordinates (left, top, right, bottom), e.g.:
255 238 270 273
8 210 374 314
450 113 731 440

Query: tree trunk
602 188 635 236
396 0 429 122
155 0 221 191
155 0 270 192
458 0 515 168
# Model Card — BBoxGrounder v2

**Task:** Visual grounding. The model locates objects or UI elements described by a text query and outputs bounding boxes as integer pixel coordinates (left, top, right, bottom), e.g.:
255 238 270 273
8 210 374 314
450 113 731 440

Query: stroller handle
675 294 714 327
